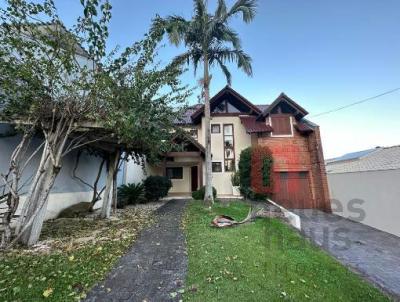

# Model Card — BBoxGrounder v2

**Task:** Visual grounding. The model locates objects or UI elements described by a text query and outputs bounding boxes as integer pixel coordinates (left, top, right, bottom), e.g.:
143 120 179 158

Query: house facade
125 86 331 211
326 146 400 237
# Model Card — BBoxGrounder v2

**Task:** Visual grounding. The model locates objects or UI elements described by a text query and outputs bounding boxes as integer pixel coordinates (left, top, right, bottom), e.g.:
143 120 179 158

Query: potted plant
231 171 241 196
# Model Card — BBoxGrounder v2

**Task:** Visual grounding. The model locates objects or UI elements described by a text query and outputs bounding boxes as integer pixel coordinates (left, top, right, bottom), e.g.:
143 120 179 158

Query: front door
191 166 198 192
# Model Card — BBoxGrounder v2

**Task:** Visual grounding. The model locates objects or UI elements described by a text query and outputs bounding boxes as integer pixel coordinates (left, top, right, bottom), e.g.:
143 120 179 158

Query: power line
309 87 400 118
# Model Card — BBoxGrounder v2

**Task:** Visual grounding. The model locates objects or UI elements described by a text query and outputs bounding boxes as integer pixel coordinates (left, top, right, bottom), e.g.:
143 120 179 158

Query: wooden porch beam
166 152 202 158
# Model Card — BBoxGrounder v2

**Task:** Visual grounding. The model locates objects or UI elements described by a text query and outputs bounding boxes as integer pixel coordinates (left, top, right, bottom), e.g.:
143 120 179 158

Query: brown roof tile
240 116 273 133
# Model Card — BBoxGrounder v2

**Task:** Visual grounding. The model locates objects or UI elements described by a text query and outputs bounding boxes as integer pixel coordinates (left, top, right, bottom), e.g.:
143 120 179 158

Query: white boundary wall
268 198 301 230
328 169 400 237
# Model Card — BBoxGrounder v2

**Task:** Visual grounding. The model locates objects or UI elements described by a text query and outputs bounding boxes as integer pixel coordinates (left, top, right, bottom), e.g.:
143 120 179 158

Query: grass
183 201 390 302
0 207 153 301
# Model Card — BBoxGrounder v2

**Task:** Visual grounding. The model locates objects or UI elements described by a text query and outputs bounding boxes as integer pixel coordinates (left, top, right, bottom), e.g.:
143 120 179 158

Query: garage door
273 172 313 209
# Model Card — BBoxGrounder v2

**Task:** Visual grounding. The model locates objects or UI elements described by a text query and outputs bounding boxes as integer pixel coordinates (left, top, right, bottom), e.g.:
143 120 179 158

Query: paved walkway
293 209 400 298
86 200 188 302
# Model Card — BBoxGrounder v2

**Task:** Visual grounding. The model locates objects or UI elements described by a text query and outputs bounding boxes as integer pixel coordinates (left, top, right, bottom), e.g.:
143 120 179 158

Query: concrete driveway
293 209 400 299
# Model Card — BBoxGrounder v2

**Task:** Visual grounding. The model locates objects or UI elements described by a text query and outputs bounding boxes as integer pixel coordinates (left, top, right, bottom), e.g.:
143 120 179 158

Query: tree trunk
15 140 49 235
112 169 117 214
19 158 59 246
203 55 214 204
0 132 31 248
89 158 106 212
100 151 119 219
18 119 72 246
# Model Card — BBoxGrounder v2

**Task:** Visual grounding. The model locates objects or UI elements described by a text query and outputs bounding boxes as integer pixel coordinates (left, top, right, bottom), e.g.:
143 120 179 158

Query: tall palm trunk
203 55 214 204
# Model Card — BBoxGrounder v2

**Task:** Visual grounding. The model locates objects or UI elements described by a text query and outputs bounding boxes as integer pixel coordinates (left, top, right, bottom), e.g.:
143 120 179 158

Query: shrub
144 176 172 202
251 146 274 195
238 147 252 197
192 186 217 200
117 183 145 208
238 146 274 200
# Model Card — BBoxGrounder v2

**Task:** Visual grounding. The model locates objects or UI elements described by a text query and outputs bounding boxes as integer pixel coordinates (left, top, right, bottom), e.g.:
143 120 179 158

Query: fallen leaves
0 207 155 301
43 288 53 298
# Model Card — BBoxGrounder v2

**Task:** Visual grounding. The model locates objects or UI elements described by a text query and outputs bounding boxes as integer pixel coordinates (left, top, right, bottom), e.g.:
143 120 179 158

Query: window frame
166 167 183 179
269 114 294 137
211 124 221 134
223 123 236 172
212 162 223 173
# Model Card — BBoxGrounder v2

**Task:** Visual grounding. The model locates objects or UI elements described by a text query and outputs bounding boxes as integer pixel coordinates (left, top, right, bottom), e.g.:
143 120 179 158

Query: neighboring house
326 146 400 237
0 123 110 220
0 23 112 221
125 86 331 211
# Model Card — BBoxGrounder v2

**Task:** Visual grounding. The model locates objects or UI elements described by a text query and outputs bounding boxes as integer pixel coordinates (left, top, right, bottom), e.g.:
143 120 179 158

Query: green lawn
183 201 390 302
0 208 153 301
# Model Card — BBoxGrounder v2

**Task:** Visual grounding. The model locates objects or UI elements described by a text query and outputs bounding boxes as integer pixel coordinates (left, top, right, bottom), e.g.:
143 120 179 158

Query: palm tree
154 0 257 204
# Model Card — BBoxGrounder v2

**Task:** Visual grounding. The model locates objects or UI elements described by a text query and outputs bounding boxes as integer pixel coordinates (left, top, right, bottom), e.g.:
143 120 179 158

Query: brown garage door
273 172 313 209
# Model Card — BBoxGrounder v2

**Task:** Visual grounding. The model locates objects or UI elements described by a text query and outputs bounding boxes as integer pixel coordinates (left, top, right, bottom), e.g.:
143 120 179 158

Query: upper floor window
214 102 226 113
212 100 241 114
211 124 221 134
270 115 292 136
223 124 235 172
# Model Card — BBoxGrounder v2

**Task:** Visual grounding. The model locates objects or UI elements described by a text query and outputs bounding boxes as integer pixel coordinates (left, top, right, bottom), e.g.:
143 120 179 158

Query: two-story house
124 86 331 211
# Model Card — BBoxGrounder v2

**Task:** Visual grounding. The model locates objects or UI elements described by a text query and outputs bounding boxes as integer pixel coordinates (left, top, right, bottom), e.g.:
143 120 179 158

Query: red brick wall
307 127 331 212
257 125 331 211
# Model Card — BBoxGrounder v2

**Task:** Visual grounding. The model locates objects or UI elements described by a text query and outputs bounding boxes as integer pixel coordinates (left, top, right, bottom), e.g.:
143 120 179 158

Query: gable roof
191 86 262 124
174 104 203 125
257 93 308 121
171 131 206 155
174 87 311 127
326 146 400 173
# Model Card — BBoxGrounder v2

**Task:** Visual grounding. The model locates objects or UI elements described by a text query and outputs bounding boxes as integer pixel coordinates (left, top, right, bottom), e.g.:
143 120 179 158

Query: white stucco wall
328 169 400 237
199 116 253 196
0 126 108 220
126 115 255 197
124 157 147 185
124 156 200 195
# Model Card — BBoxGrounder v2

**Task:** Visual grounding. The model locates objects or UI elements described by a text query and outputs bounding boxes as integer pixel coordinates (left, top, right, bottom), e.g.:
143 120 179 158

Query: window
166 167 183 179
223 124 235 172
211 124 220 133
271 115 292 136
224 160 235 172
212 162 222 172
227 102 241 113
212 100 242 113
188 129 198 140
214 102 227 113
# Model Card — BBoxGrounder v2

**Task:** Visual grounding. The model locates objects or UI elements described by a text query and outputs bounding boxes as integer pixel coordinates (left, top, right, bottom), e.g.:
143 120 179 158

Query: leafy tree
0 0 189 247
153 0 257 204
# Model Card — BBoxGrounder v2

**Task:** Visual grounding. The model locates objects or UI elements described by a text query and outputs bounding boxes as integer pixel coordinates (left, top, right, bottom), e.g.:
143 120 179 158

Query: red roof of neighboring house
239 116 273 133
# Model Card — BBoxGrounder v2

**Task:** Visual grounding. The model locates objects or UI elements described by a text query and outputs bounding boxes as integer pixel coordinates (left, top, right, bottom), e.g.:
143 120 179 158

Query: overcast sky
26 1 400 158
